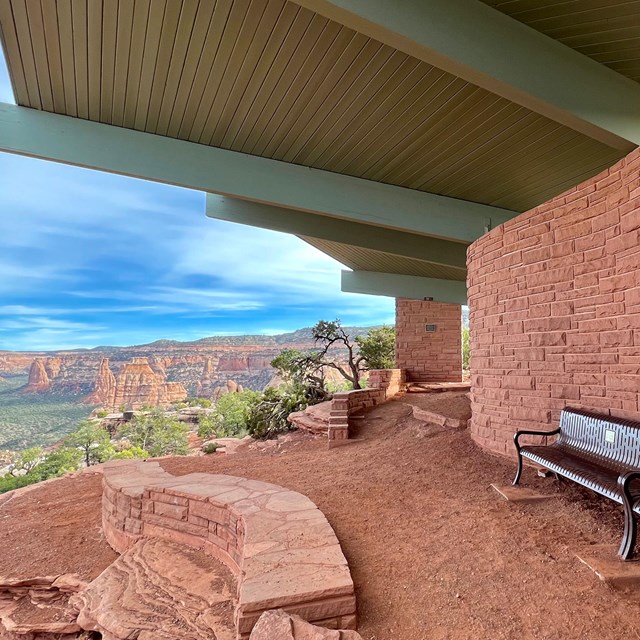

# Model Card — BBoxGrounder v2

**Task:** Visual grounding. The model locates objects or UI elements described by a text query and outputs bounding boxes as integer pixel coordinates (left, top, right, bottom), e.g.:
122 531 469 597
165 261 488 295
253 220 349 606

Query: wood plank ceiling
0 0 625 220
482 0 640 83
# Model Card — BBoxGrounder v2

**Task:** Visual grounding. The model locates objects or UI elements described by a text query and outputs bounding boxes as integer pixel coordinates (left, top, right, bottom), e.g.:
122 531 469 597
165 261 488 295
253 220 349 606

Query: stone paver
491 484 559 504
575 545 640 589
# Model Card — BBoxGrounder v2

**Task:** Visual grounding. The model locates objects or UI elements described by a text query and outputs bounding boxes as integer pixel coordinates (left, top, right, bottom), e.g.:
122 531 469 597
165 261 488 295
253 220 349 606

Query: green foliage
197 413 219 439
246 386 309 440
271 349 328 403
356 326 395 370
0 376 95 450
0 446 83 494
325 379 353 393
121 410 189 457
202 442 219 454
110 445 149 460
30 447 83 481
65 420 114 467
96 410 108 418
10 447 43 476
210 391 261 438
462 326 470 370
0 473 38 493
271 349 310 382
186 397 212 408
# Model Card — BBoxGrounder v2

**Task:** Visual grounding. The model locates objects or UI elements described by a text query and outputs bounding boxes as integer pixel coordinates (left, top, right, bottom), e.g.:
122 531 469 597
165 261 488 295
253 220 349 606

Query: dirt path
2 394 639 639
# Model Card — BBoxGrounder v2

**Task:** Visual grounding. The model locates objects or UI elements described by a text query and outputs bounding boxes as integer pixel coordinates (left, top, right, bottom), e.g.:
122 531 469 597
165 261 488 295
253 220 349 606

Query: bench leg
512 452 523 486
619 500 637 561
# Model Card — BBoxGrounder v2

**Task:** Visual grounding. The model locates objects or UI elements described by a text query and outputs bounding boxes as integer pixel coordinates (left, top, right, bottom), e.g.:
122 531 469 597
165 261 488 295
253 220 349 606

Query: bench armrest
514 427 561 452
618 470 640 501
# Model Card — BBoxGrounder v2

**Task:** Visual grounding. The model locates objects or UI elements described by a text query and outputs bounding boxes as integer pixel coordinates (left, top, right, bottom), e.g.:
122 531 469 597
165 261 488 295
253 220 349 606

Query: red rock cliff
110 358 187 410
44 357 63 379
86 358 117 405
196 357 219 397
22 359 51 392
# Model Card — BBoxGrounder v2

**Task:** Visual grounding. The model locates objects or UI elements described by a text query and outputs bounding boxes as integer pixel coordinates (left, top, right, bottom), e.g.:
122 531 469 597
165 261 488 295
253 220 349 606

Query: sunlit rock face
22 358 51 392
108 358 188 411
85 358 117 406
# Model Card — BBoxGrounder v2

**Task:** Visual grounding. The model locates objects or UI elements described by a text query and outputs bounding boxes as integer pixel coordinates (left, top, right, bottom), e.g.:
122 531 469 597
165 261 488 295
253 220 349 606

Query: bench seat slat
521 444 640 513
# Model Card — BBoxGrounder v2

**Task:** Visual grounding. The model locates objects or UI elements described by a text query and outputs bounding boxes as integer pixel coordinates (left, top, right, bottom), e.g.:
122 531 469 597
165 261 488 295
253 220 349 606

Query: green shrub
186 397 212 408
326 379 353 393
246 386 308 440
0 473 37 493
462 326 470 370
30 447 83 481
65 421 114 466
96 410 108 418
0 446 84 494
120 410 189 457
356 326 396 370
197 413 220 438
9 447 43 475
110 445 150 460
203 391 261 438
202 442 219 454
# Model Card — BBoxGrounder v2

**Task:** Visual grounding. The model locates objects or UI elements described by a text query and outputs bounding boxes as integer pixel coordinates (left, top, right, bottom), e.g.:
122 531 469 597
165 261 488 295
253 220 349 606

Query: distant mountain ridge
0 325 379 398
62 326 377 352
0 325 380 451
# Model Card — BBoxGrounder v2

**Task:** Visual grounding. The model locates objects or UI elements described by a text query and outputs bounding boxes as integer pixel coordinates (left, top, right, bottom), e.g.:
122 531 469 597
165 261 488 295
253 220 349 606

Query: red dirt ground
2 392 640 639
399 391 472 422
0 471 117 581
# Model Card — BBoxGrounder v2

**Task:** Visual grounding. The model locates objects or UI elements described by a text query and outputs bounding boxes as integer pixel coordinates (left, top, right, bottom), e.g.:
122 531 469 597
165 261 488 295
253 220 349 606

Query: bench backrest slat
558 408 640 468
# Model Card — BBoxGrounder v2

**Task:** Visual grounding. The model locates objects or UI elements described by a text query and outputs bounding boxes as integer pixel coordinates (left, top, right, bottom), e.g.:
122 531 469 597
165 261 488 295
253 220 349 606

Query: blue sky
0 51 394 351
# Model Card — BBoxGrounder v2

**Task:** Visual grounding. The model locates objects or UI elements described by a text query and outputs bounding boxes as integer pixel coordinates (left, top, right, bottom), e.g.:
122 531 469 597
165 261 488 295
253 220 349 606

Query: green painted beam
341 270 467 304
0 103 515 244
206 195 468 269
293 0 640 151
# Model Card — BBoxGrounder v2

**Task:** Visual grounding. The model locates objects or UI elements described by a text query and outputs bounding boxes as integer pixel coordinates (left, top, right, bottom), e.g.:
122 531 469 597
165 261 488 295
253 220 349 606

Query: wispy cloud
0 49 394 352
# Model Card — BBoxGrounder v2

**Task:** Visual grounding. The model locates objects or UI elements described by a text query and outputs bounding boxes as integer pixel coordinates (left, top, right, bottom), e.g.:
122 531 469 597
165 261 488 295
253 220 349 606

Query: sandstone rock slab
249 610 362 640
491 484 558 504
575 545 640 589
72 538 236 640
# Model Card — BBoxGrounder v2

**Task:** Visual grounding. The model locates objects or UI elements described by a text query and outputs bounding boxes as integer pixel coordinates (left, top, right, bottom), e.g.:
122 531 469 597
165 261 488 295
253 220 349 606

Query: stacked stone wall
328 369 405 444
467 146 640 457
396 299 462 382
102 461 356 637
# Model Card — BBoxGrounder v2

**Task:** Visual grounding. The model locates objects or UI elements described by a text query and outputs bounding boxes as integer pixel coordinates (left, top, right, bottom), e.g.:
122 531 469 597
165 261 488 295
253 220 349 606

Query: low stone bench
102 460 356 638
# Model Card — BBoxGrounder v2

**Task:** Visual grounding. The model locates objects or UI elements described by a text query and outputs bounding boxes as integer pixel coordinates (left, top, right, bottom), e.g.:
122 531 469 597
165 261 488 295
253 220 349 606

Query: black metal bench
513 408 640 560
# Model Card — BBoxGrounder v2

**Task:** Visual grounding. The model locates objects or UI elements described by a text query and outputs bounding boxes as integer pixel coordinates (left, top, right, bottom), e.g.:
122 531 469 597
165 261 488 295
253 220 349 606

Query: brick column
395 298 462 382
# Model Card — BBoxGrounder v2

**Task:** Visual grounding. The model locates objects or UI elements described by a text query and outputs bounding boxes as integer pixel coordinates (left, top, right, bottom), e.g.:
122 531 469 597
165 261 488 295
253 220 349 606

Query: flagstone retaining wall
467 146 640 458
328 369 405 445
101 460 356 638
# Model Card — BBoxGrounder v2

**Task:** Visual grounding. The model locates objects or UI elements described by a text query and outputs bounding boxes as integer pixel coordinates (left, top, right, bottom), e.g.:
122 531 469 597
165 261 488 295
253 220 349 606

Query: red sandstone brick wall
396 299 462 382
467 146 640 458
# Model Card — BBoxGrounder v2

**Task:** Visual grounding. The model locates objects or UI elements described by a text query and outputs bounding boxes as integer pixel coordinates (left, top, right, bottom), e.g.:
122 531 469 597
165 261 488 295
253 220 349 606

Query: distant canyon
0 327 368 412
